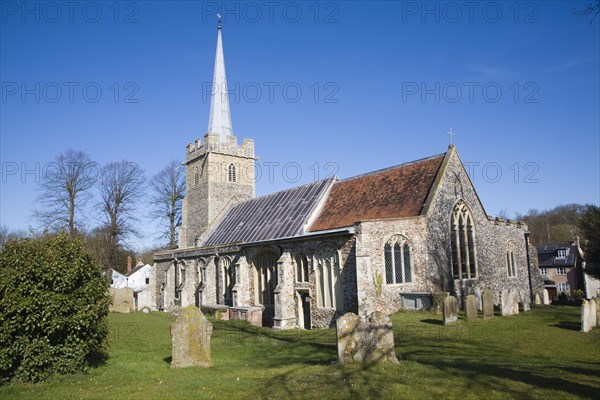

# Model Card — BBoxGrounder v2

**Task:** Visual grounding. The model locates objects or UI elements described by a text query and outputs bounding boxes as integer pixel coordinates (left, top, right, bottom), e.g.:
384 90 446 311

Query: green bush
571 289 584 300
0 233 111 384
431 292 448 313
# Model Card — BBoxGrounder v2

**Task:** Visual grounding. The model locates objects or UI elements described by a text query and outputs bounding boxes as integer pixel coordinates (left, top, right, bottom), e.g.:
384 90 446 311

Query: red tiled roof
309 154 445 232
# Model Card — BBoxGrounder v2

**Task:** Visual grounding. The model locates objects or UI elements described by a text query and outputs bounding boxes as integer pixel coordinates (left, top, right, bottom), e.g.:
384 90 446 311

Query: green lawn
1 306 598 399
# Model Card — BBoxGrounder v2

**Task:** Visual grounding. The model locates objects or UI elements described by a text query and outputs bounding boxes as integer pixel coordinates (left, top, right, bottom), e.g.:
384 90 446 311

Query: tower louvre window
228 164 236 182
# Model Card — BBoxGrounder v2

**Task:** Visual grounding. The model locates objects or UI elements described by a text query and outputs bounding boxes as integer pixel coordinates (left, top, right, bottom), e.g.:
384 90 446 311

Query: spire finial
447 127 455 145
217 13 221 29
207 13 233 142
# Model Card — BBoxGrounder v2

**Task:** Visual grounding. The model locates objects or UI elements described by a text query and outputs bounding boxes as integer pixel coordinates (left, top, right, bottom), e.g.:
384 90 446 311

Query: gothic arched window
254 252 278 306
228 163 236 182
451 201 478 279
506 242 517 277
384 235 412 284
221 257 234 306
295 255 309 283
315 246 342 309
194 167 199 187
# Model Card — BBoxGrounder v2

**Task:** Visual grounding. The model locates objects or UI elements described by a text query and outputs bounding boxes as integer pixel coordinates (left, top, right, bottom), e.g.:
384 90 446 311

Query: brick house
537 242 585 300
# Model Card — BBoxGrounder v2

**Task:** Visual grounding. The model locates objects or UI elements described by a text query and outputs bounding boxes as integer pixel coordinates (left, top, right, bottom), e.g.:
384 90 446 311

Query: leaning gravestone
336 311 399 365
482 291 494 319
443 296 458 324
171 306 213 368
520 290 531 312
501 290 519 316
465 295 478 321
581 300 598 333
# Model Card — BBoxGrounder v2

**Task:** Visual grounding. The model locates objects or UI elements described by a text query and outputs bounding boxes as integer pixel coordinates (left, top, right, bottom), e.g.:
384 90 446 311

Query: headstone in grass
596 298 600 326
482 291 494 319
336 312 399 365
443 296 458 324
171 306 213 368
542 289 550 305
109 287 134 313
501 290 519 316
465 295 478 321
581 300 597 333
534 291 542 305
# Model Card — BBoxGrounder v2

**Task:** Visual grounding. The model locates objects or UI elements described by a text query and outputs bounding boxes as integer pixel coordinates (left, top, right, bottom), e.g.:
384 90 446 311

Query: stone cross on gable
447 128 455 145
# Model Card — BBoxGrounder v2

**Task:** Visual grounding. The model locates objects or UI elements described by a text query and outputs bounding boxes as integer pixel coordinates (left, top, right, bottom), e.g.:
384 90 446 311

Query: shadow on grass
552 321 581 331
163 356 172 365
420 318 443 325
86 351 109 368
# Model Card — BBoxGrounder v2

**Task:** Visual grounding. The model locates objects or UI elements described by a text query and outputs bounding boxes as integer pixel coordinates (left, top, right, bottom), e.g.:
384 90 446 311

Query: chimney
127 256 132 273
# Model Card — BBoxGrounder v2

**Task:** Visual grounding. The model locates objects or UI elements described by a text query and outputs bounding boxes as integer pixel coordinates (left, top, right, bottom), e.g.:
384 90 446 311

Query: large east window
451 201 478 279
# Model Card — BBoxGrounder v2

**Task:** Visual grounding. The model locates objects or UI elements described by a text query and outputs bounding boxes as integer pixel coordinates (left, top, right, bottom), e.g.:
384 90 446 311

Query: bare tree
573 1 600 23
98 161 145 269
149 160 186 249
35 149 98 235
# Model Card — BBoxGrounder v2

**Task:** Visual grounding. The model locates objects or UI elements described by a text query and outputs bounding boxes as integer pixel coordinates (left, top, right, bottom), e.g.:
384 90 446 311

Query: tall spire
207 14 233 142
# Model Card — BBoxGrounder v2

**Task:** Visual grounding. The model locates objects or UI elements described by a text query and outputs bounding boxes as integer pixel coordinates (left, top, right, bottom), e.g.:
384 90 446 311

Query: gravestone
520 290 531 312
137 289 152 311
465 295 478 321
171 306 213 368
247 306 263 327
443 296 458 324
336 312 399 365
501 290 519 316
109 287 134 313
534 291 542 305
482 291 494 319
596 298 600 325
542 289 550 305
581 300 596 333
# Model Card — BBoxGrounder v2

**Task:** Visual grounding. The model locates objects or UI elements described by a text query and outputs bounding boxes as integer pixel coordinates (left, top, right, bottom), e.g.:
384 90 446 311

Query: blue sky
1 1 599 251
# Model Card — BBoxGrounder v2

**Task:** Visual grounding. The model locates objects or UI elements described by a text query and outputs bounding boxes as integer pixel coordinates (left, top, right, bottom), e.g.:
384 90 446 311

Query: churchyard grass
0 305 598 399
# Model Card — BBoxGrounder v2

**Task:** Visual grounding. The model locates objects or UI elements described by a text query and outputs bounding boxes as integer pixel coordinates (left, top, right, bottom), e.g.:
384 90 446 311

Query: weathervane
447 128 455 145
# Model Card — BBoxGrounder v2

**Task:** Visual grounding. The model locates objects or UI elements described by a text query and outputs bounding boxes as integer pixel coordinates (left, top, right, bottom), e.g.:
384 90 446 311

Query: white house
109 269 127 289
126 263 152 293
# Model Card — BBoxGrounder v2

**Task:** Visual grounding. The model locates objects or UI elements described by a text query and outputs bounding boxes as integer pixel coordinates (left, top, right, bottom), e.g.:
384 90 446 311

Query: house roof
309 153 445 232
537 244 579 267
201 178 334 246
126 263 150 277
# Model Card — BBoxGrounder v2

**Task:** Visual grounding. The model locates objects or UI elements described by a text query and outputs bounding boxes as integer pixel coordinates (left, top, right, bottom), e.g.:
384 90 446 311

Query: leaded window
384 235 412 284
451 201 478 279
315 246 342 309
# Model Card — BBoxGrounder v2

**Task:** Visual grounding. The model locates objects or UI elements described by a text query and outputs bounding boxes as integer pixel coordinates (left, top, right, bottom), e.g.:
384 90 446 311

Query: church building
151 22 538 329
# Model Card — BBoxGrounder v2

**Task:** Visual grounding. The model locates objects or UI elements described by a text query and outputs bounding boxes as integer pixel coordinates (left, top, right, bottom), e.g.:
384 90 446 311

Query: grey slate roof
201 178 334 247
537 244 579 267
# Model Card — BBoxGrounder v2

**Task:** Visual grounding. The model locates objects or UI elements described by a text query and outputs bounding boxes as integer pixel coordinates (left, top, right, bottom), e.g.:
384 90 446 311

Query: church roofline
338 152 447 184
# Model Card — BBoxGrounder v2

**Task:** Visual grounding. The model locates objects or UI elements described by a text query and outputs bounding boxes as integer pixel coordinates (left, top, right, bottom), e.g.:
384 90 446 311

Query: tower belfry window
228 164 236 182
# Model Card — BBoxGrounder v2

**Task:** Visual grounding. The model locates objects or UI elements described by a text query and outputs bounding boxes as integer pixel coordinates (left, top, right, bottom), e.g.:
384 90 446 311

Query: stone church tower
179 20 256 248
